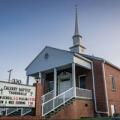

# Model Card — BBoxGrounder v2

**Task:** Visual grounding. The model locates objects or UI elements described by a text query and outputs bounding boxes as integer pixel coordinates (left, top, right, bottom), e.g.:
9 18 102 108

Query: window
110 76 116 90
80 76 86 89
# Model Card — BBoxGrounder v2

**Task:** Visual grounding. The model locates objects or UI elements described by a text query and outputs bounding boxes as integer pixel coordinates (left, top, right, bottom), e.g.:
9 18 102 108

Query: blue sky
0 0 120 83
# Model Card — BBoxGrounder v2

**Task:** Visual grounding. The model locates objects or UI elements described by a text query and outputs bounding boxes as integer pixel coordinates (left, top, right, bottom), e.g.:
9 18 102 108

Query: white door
111 105 115 116
59 80 71 94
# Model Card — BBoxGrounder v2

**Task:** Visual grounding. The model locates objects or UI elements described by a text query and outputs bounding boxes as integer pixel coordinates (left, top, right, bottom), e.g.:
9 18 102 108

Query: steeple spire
74 5 80 36
70 5 86 54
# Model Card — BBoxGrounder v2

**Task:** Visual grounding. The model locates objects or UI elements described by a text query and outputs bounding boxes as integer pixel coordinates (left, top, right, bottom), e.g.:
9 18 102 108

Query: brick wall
34 82 43 117
50 99 94 119
0 98 94 120
0 99 94 120
104 63 120 116
92 59 107 112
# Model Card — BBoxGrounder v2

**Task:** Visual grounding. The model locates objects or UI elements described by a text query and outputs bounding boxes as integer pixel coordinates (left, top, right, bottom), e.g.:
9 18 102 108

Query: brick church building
24 7 120 119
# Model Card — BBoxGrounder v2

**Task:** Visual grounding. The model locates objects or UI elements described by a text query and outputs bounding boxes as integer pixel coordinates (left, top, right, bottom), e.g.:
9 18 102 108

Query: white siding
26 47 73 75
73 56 91 69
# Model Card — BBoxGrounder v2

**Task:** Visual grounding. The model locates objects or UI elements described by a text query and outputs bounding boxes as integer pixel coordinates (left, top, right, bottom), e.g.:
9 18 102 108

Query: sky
0 0 120 84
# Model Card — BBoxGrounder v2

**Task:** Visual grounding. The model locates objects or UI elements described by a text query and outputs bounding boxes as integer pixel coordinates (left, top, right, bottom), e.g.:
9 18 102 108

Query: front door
59 79 71 94
58 72 72 94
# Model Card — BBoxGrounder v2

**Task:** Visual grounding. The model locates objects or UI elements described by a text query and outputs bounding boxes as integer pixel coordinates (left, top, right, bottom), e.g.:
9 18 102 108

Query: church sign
0 81 36 108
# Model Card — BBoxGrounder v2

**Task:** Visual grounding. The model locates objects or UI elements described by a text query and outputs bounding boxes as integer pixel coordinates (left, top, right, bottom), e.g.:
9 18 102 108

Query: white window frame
109 75 116 91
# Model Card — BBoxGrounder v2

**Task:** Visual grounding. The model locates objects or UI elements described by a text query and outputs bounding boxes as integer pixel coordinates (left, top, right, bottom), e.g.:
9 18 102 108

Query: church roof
25 46 120 72
80 53 120 71
25 46 91 71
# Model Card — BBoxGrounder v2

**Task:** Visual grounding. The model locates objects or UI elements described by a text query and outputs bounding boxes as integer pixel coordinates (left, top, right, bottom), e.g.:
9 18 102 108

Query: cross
8 69 13 82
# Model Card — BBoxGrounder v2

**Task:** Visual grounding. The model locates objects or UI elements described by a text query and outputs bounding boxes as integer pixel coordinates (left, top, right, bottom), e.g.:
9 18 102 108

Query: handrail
21 108 32 116
42 87 73 105
76 87 92 92
42 90 54 103
41 90 54 98
42 87 93 116
5 108 20 116
42 87 74 116
0 108 32 116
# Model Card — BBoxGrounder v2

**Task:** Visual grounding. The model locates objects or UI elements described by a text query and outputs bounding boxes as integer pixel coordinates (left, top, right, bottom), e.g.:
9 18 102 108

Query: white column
72 63 76 96
39 72 42 83
54 68 57 96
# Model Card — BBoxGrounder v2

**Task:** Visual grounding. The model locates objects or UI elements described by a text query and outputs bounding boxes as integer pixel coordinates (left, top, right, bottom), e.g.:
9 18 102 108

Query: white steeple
70 5 86 54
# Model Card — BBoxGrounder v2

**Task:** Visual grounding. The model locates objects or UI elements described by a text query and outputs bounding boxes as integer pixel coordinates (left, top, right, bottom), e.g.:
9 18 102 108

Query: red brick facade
34 82 43 117
50 99 94 119
92 59 107 113
104 63 120 116
88 58 120 116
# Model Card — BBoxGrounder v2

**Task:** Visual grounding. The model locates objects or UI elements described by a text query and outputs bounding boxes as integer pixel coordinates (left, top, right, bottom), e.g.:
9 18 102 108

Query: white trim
39 72 42 83
76 96 92 100
74 53 92 63
102 62 109 116
54 68 57 96
76 87 92 92
74 56 91 70
72 63 76 96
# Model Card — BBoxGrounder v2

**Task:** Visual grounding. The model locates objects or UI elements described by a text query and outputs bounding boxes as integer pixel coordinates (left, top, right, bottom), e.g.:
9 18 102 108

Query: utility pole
8 69 13 82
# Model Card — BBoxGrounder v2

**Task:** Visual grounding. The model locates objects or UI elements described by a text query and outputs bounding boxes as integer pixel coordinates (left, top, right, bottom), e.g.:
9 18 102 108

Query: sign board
0 81 36 108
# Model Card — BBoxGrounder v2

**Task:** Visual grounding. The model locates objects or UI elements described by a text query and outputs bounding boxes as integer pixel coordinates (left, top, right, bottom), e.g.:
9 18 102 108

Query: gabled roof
25 46 73 70
25 46 92 71
25 46 120 72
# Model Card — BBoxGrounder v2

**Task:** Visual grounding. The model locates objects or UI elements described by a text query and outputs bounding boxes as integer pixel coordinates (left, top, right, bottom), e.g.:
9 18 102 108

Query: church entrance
59 79 71 94
58 72 72 94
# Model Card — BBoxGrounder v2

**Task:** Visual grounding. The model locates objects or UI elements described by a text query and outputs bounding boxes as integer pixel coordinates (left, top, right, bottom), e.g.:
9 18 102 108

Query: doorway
58 72 72 94
79 75 86 89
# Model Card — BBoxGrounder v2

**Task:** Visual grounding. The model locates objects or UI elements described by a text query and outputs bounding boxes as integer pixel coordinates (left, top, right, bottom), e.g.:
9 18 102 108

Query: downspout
91 62 97 113
102 60 109 116
91 61 109 115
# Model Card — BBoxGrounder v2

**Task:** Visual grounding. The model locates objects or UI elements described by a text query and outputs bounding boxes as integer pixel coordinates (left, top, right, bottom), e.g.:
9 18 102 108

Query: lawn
79 117 112 120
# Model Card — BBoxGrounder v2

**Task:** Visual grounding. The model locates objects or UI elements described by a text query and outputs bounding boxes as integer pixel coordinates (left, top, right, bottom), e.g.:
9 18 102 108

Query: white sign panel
0 81 36 108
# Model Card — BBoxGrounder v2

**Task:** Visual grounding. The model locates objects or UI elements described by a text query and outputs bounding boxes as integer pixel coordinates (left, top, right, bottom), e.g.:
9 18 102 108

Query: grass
79 117 111 120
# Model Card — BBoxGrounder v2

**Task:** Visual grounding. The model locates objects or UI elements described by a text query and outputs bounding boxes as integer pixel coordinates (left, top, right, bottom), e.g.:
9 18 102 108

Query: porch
27 62 94 116
28 62 93 98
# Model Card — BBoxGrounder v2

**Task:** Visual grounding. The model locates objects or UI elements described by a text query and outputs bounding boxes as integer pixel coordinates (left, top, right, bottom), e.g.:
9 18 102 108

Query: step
45 98 75 119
